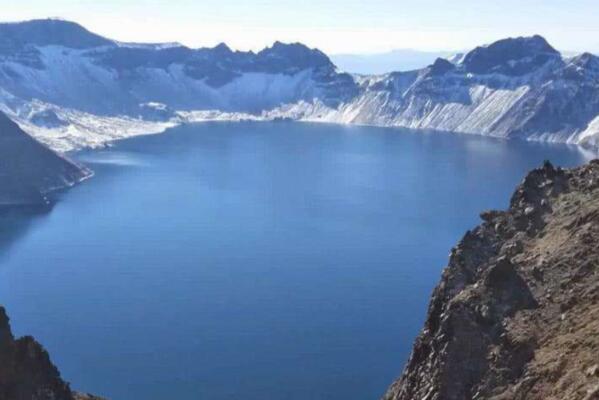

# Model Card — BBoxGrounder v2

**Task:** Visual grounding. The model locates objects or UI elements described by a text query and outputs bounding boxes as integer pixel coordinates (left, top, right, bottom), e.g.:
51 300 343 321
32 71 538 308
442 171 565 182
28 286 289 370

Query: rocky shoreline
384 160 599 400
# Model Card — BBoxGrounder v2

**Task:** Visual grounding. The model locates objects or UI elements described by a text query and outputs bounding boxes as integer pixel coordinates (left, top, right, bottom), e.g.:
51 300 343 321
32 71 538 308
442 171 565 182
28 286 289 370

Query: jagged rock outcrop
0 306 101 400
0 111 90 207
383 160 599 400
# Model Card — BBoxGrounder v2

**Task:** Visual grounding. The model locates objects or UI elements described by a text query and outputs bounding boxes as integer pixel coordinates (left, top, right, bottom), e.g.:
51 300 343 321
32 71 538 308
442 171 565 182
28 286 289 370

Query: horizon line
0 17 593 57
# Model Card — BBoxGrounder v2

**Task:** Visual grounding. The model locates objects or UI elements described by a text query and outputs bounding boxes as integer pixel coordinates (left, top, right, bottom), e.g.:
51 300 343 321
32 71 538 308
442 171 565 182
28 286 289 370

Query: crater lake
0 122 590 400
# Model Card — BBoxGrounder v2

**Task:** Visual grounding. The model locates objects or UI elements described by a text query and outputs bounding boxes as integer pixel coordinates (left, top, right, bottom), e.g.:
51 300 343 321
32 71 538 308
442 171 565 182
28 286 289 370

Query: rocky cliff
0 306 99 400
384 160 599 400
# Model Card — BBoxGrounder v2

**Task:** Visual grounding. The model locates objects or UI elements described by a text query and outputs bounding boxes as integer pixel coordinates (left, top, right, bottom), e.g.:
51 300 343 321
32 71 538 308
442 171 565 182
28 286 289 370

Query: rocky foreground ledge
384 160 599 400
0 307 101 400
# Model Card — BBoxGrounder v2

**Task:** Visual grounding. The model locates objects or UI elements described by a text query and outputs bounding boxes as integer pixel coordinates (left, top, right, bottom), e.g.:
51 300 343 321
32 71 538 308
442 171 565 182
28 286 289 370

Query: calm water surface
0 122 590 400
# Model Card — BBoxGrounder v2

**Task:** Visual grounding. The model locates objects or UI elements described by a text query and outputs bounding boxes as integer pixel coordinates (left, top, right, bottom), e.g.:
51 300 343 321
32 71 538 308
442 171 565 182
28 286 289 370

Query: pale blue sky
2 0 599 54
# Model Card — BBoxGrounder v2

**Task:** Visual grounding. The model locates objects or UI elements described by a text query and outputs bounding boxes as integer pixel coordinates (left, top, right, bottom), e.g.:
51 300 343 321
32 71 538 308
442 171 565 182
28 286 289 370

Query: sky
1 0 599 54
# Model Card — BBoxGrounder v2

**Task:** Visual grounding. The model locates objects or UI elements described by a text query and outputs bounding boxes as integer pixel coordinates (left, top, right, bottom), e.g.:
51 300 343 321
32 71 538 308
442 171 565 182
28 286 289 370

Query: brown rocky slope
384 160 599 400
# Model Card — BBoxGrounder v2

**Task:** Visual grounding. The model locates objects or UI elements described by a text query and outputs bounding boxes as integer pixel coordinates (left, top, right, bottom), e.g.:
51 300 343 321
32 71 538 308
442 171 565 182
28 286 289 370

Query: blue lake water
0 122 590 400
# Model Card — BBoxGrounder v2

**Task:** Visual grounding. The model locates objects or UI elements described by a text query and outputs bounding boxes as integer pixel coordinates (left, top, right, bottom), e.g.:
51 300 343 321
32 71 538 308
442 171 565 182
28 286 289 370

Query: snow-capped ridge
0 22 597 152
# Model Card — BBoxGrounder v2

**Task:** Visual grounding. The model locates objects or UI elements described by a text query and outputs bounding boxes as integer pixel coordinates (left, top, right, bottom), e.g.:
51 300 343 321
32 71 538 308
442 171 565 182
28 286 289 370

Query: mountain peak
569 52 599 67
257 41 333 70
212 42 233 54
462 35 560 75
266 41 319 54
0 18 114 49
426 57 456 76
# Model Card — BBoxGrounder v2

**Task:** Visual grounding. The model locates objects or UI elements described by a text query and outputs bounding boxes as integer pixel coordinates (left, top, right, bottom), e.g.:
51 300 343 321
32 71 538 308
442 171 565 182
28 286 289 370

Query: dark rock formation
0 19 113 49
0 111 91 208
427 58 456 77
384 160 599 400
0 19 113 69
0 306 101 400
462 35 560 76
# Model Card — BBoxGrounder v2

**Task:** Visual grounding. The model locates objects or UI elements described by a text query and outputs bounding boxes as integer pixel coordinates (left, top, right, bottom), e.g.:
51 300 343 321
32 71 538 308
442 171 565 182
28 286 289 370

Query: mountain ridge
0 19 598 152
1 18 598 400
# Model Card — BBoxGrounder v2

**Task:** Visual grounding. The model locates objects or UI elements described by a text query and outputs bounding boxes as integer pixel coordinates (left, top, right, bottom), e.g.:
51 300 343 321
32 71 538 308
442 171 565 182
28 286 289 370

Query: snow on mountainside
1 19 599 151
281 37 599 146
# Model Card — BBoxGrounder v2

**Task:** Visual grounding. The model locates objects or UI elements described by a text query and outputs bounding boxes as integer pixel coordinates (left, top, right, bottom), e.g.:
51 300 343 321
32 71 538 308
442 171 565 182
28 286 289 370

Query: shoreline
18 110 599 155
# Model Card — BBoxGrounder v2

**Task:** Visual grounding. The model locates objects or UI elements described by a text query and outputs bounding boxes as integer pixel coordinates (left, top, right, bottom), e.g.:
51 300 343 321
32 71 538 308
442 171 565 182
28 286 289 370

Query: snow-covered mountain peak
0 20 598 153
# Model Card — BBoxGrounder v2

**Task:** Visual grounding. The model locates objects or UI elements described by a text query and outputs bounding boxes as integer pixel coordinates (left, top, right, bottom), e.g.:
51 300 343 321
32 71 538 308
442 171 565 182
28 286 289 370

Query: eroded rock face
0 306 74 400
384 160 599 400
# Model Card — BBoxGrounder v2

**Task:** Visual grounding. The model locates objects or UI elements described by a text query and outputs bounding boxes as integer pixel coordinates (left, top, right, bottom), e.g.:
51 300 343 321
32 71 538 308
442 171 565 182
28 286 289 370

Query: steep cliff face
0 111 90 207
0 306 89 400
384 160 599 400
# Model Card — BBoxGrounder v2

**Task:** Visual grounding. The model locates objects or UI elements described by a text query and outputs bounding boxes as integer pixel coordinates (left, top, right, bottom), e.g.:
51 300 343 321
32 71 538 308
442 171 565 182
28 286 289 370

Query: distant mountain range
1 18 597 400
331 49 458 74
330 49 592 75
1 19 599 155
